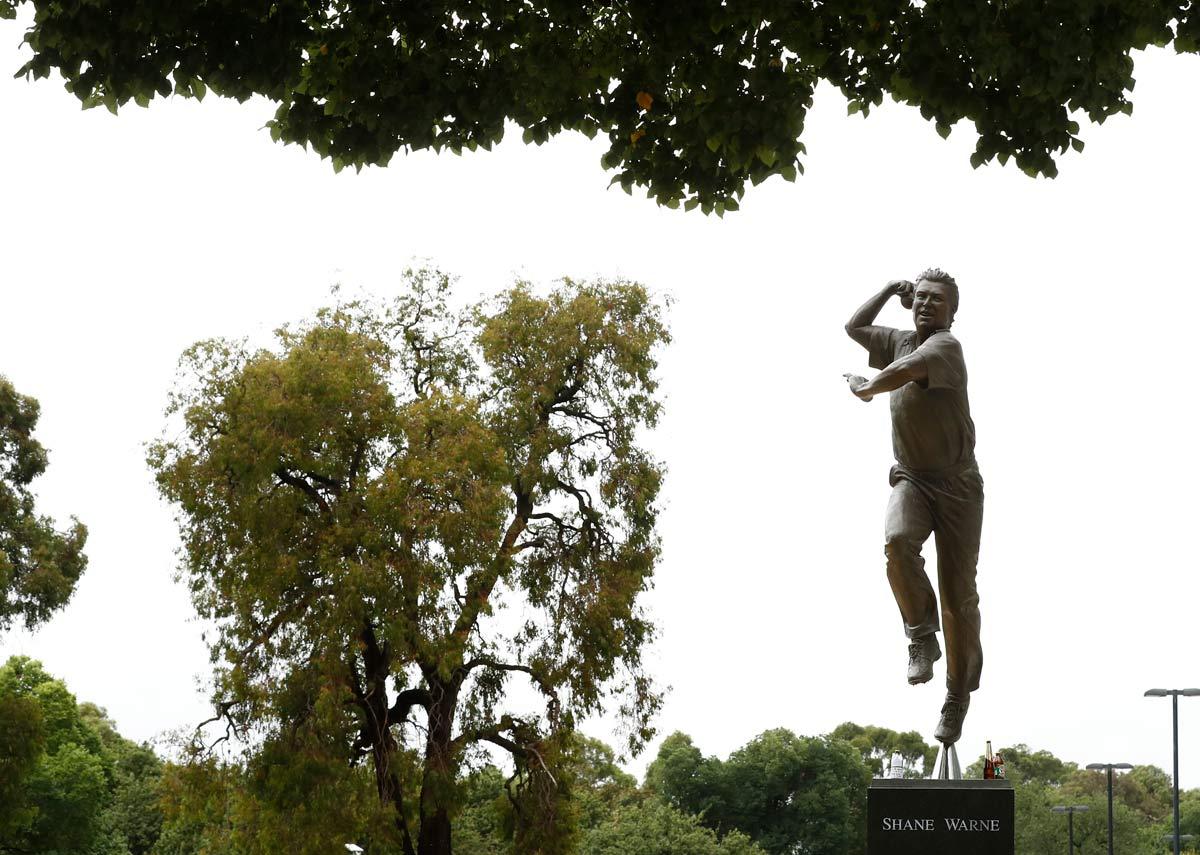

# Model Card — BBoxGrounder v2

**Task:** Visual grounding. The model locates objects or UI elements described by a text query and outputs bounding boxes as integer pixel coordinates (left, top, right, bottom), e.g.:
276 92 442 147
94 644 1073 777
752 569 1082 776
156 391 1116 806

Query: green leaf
705 136 721 153
935 122 951 140
847 101 861 115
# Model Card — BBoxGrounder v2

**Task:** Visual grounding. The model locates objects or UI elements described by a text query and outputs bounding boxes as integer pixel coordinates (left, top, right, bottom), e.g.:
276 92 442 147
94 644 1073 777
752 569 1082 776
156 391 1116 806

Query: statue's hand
843 373 873 402
889 279 915 309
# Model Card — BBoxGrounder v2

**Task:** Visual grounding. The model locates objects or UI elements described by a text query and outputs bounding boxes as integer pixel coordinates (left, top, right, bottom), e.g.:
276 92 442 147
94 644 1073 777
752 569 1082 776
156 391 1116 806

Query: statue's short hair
915 267 959 315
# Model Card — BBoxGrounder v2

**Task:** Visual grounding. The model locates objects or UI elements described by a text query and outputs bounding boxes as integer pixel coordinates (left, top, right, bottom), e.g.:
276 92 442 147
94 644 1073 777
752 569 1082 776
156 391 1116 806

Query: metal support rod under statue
932 742 961 780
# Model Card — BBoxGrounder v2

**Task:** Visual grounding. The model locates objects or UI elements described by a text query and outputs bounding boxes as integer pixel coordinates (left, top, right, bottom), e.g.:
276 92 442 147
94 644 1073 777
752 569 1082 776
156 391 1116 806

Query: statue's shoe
934 693 970 745
906 633 941 685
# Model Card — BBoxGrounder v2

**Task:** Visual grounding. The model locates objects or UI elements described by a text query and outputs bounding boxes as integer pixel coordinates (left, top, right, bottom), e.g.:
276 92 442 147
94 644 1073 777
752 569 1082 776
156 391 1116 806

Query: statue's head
913 267 957 334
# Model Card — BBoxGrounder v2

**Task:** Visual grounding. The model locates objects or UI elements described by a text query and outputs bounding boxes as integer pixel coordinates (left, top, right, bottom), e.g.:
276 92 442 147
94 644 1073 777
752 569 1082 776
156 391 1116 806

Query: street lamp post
1053 805 1090 855
1086 762 1133 855
1145 688 1200 855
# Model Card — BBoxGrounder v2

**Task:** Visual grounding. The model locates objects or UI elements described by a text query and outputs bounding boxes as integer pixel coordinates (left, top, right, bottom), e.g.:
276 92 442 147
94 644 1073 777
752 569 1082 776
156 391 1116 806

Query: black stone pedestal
867 779 1014 855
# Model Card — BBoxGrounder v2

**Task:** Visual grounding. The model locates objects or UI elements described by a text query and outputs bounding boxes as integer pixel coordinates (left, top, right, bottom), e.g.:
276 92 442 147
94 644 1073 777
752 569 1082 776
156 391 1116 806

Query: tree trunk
372 721 417 855
417 683 460 855
417 807 453 855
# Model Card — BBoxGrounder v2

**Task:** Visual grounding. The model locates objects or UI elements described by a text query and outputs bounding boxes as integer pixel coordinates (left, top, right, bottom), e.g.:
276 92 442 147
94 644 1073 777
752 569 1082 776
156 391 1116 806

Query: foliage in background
0 376 87 631
580 800 763 855
452 730 764 855
0 656 163 855
829 721 938 778
147 270 669 855
964 743 1200 855
6 2 1200 212
154 748 399 855
645 728 872 855
6 684 1200 855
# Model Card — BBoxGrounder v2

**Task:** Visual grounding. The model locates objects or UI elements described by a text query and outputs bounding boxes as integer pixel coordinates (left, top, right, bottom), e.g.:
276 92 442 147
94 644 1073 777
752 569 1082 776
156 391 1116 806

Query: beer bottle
983 741 995 779
993 752 1006 780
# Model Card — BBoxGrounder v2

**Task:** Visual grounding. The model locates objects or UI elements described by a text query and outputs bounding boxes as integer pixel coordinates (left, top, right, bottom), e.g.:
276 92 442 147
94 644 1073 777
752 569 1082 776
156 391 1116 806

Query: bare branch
195 701 243 755
528 511 581 533
460 657 558 708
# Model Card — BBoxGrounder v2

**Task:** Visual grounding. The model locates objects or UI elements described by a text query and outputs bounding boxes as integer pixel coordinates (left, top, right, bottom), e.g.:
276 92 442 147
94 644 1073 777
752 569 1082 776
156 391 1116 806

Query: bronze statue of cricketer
843 269 983 746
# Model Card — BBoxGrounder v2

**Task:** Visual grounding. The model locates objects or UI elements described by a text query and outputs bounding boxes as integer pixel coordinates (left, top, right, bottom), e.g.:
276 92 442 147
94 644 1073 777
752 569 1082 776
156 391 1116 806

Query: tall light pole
1086 762 1133 855
1053 805 1090 855
1145 688 1200 855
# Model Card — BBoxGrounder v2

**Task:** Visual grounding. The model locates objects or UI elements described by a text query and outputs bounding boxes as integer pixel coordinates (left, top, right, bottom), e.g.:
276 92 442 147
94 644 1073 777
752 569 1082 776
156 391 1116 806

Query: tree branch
348 439 367 490
388 688 433 723
451 489 533 644
195 701 243 754
460 657 558 710
303 469 343 495
273 467 331 515
454 714 525 753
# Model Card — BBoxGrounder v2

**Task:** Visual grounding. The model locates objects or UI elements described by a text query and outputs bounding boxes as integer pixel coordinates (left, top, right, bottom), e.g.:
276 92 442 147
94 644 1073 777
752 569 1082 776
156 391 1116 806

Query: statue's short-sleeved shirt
867 327 975 475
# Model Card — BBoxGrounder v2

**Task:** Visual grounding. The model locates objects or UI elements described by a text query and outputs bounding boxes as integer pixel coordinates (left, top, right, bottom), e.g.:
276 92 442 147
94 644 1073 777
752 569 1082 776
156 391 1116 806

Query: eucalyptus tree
149 270 669 855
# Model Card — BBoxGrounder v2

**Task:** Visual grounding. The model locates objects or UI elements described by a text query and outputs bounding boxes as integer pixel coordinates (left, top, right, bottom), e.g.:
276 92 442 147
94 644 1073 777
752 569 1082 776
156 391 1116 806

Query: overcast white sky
3 18 1200 784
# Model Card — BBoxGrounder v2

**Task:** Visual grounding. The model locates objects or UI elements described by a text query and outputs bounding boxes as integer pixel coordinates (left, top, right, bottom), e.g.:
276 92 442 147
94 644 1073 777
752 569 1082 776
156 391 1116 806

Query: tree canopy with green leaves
5 1 1200 213
147 270 669 855
646 728 871 855
961 743 1196 854
829 721 937 778
0 376 87 632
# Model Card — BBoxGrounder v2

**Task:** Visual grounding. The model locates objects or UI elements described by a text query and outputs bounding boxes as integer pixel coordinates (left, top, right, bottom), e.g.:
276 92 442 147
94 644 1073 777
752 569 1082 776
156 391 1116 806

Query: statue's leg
883 475 937 639
932 470 985 698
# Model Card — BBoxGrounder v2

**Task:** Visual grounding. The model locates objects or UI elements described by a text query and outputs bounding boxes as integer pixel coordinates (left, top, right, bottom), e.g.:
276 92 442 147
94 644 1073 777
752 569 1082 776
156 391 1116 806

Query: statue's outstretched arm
844 353 928 402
